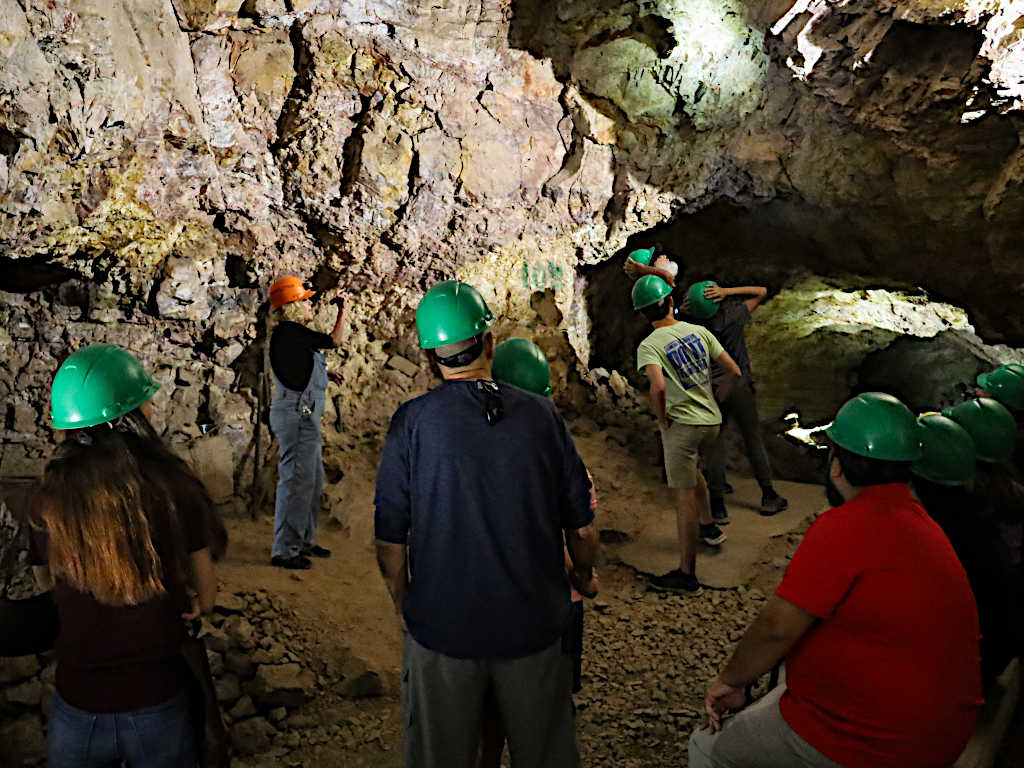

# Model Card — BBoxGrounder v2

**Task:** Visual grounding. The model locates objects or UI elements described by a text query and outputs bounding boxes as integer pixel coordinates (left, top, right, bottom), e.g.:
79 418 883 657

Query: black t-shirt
374 380 594 659
29 474 209 713
270 321 334 392
692 301 752 383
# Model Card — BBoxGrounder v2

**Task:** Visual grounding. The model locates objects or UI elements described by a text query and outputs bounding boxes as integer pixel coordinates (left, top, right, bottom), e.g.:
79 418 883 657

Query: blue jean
47 691 195 768
270 352 327 559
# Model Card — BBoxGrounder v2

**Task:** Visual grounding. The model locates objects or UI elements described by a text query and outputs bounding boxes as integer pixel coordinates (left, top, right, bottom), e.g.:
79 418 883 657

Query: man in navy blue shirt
374 281 598 768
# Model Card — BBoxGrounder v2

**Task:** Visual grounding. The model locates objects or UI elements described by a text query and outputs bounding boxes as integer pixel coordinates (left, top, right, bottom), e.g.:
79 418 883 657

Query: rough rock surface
0 0 1022 501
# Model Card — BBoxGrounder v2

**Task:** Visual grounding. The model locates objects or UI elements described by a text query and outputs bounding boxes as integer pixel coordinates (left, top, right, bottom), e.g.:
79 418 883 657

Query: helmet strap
435 336 484 368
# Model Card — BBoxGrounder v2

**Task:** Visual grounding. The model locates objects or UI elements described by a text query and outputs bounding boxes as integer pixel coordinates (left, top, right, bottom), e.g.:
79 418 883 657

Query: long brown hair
35 409 221 606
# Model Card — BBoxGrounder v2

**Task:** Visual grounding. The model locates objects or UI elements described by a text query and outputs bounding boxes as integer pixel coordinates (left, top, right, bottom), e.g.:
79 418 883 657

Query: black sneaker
760 489 789 516
710 497 730 526
648 569 703 595
700 523 727 546
303 544 332 558
270 555 312 570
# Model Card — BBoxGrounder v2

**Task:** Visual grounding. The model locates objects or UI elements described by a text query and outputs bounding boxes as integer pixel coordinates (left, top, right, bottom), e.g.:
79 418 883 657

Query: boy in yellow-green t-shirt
633 276 741 595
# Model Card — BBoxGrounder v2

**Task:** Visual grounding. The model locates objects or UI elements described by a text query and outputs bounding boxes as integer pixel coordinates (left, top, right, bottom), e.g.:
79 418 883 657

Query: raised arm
624 260 676 287
704 284 768 312
329 296 346 347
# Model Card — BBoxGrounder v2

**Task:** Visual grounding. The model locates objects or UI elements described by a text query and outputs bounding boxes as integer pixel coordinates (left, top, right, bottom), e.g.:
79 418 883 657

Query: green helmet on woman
50 344 160 429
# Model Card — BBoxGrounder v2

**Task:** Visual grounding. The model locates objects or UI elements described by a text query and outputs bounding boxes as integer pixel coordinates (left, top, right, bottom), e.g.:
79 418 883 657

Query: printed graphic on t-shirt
664 334 709 390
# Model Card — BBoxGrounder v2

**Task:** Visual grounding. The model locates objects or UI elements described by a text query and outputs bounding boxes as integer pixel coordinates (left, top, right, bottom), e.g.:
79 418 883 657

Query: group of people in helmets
16 251 1024 768
625 251 1024 768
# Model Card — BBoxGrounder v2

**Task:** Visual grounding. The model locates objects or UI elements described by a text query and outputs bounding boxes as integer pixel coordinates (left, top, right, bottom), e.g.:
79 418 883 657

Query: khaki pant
661 422 720 489
688 686 841 768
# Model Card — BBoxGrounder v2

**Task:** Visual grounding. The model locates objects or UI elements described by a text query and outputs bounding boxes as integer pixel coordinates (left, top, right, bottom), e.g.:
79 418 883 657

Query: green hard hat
912 413 976 486
416 280 494 350
686 281 719 320
826 392 923 461
942 398 1017 464
977 363 1024 411
492 338 552 396
50 344 160 430
632 275 672 310
628 248 655 266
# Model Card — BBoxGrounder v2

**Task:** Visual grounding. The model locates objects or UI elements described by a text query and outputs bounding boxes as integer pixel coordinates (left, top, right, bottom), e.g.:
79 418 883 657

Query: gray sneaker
700 523 727 546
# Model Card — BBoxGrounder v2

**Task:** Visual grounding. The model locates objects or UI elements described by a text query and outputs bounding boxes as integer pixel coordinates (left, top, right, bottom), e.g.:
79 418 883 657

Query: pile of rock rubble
0 588 382 766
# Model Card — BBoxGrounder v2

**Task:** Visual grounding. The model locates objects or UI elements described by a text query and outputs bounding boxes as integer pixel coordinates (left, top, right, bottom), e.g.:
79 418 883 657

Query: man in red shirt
690 392 982 768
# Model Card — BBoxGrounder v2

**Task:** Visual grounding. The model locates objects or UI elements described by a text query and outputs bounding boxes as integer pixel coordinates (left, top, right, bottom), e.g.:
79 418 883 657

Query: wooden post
251 311 271 520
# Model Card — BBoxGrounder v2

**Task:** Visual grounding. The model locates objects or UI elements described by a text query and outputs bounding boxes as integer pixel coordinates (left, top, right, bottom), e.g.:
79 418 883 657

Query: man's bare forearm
718 596 815 687
715 371 738 403
723 286 766 299
719 623 793 688
650 387 668 425
330 310 345 347
375 541 408 614
566 524 598 573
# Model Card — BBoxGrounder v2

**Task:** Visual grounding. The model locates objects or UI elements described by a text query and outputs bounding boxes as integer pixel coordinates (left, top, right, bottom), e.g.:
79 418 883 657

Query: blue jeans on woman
47 691 195 768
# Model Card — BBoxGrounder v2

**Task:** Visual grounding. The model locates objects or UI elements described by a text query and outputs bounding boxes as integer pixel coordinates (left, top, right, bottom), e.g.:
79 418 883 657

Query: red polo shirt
777 483 982 768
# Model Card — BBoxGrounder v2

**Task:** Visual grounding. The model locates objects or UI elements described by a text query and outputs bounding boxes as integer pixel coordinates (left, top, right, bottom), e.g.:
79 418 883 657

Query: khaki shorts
661 422 720 489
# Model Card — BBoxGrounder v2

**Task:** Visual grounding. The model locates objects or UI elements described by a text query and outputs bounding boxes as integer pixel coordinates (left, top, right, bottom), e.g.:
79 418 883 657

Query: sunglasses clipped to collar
477 380 504 426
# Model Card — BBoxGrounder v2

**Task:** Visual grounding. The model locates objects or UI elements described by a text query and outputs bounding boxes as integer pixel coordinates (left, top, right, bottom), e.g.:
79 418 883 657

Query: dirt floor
216 426 820 767
219 426 1024 767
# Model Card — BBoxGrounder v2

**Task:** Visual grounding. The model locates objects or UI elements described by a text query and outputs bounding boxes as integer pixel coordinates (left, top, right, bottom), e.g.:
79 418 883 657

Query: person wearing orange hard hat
268 276 346 570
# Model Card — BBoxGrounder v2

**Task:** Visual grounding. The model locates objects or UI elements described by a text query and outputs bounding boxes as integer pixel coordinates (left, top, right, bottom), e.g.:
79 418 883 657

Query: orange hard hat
270 276 315 309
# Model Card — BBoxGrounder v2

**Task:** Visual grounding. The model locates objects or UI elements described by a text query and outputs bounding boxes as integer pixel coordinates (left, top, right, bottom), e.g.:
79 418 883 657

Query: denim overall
270 350 327 558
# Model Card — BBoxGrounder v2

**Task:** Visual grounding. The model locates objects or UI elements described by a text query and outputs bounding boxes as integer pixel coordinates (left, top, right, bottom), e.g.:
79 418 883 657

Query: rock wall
1 0 1023 492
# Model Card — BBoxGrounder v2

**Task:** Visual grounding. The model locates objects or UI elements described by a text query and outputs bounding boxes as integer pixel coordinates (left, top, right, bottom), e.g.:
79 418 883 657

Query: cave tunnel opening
582 197 1018 482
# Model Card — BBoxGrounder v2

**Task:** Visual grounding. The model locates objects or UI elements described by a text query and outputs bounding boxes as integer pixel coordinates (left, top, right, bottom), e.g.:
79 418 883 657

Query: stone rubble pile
0 588 383 766
574 569 768 768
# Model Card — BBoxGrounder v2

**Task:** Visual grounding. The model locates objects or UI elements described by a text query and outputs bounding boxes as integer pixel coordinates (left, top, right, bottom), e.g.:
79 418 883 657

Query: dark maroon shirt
29 490 207 713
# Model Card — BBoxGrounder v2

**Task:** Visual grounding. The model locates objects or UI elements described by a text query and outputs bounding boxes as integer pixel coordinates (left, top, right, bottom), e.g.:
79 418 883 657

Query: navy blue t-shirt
374 380 594 659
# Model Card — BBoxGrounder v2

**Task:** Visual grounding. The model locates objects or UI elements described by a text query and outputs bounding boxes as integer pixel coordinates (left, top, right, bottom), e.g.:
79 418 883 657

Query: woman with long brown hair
31 344 221 768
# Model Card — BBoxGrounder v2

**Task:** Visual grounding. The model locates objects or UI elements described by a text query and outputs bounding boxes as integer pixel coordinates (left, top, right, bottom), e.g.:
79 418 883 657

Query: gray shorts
402 633 578 768
661 422 720 489
689 685 841 768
